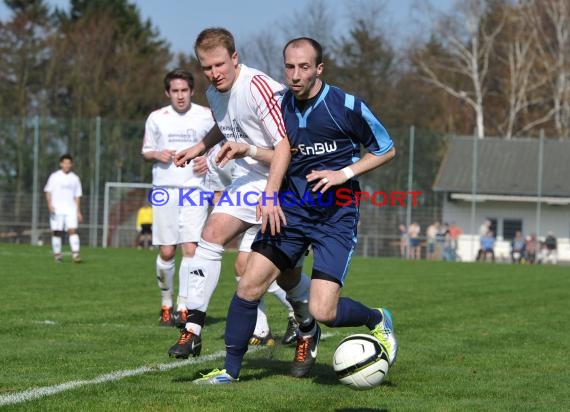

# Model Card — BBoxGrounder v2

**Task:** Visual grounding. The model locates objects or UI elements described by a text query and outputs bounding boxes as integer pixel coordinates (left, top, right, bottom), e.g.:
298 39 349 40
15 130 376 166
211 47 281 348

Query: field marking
0 332 336 407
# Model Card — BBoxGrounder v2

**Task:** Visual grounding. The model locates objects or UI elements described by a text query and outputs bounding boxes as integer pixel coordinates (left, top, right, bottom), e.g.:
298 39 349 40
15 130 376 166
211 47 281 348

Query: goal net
102 182 152 248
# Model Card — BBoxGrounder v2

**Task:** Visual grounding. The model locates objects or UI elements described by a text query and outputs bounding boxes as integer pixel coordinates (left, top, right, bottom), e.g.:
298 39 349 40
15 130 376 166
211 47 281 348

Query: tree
412 0 504 138
0 0 53 224
489 1 551 138
48 0 171 184
524 0 569 138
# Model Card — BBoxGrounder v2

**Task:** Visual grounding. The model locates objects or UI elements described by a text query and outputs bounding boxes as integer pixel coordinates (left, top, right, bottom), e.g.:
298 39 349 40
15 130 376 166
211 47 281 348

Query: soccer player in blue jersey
194 37 397 384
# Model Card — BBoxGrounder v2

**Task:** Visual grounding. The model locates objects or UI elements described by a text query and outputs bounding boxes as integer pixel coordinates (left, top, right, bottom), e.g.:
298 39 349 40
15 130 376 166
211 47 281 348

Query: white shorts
50 213 78 231
152 187 208 245
238 225 261 253
211 176 266 224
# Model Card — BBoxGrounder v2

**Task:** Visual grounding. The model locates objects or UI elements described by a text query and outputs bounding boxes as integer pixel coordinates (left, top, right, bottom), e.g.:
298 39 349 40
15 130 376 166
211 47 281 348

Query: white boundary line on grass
0 332 336 407
0 350 226 407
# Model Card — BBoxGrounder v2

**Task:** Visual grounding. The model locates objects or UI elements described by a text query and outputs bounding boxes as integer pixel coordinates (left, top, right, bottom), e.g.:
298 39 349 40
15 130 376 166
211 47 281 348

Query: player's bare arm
216 141 274 167
75 197 83 223
45 192 54 214
308 147 396 193
257 138 291 235
175 123 224 167
143 149 176 164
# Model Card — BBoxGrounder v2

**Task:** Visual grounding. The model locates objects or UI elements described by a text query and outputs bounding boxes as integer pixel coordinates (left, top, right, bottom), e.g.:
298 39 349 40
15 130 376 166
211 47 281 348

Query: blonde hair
194 27 236 57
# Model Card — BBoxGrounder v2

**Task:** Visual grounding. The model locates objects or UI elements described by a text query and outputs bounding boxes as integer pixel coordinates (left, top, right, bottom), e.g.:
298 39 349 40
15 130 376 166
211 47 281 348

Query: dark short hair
283 37 323 65
59 153 73 162
164 68 195 92
194 27 236 57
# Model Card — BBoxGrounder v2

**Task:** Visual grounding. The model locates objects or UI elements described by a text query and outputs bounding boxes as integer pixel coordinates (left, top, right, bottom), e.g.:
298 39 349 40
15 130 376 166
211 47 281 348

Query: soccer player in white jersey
205 145 299 346
142 68 215 328
169 27 307 359
44 154 83 263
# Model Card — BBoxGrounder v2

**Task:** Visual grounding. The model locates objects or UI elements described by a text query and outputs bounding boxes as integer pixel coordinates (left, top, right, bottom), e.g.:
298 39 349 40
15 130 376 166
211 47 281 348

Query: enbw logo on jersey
296 141 337 155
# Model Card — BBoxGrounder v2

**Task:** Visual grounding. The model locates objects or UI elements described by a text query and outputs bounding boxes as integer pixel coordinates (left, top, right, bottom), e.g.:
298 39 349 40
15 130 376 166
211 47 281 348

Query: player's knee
159 246 176 261
309 301 336 324
52 230 64 237
236 275 266 301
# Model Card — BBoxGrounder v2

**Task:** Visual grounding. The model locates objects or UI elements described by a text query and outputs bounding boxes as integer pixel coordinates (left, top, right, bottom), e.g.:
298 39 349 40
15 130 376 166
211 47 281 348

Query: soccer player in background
44 154 83 263
141 68 215 327
194 37 398 384
170 27 306 358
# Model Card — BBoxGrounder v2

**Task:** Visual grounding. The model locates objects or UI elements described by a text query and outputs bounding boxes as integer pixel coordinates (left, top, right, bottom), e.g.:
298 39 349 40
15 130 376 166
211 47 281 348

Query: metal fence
1 116 567 261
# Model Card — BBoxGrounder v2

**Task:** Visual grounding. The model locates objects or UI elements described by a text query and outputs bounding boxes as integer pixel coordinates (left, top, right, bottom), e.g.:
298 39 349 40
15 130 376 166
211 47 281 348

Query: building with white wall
433 137 570 262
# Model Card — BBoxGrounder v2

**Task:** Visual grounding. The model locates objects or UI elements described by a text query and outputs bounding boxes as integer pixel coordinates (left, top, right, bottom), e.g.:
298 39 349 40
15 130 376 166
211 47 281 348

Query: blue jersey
280 83 394 209
251 83 395 282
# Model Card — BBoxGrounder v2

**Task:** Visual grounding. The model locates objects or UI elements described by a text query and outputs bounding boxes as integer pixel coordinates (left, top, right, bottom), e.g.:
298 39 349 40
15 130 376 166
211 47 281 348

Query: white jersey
44 170 82 214
142 103 215 187
204 144 234 192
206 64 286 183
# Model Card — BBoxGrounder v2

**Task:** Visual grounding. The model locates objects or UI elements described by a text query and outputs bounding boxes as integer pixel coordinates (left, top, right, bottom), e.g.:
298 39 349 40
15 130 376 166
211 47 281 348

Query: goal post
102 182 153 248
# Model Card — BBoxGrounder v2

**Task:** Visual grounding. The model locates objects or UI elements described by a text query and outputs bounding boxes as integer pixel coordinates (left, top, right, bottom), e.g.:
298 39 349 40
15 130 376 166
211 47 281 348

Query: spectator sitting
543 232 558 265
524 233 537 264
477 230 495 262
510 230 525 264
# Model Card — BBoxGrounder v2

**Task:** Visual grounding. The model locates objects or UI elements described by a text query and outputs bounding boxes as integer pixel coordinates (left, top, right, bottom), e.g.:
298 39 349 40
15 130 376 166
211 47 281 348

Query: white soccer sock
253 299 270 337
156 255 175 308
177 257 192 312
185 322 202 335
184 239 224 313
51 236 62 255
69 234 80 253
286 272 313 327
268 280 295 317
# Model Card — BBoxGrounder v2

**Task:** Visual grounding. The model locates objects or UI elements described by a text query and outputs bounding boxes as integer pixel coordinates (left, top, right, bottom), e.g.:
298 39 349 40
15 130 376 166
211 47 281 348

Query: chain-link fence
2 117 568 261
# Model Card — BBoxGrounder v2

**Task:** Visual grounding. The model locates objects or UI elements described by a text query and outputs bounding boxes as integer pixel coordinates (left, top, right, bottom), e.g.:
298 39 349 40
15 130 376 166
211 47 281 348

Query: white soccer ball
332 334 389 390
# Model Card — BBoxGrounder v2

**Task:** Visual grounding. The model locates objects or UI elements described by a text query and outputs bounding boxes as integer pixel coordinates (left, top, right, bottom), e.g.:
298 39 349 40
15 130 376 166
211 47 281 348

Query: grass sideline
0 244 568 411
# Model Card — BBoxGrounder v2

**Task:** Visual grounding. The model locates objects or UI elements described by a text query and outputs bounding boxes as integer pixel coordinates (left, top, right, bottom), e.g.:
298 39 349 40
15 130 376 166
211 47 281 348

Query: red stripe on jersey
251 75 287 142
252 76 287 140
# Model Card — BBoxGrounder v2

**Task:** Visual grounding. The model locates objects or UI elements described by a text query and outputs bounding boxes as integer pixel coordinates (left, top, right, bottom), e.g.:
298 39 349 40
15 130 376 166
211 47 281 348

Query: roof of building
433 137 570 197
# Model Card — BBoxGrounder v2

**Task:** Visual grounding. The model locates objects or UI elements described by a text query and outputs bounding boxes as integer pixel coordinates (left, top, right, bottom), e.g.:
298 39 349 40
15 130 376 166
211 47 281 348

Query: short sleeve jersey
281 83 394 206
142 103 215 187
44 170 82 214
206 64 287 182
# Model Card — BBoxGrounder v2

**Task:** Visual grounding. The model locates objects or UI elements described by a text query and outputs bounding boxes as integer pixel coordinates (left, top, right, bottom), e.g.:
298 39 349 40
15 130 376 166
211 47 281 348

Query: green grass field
0 244 568 411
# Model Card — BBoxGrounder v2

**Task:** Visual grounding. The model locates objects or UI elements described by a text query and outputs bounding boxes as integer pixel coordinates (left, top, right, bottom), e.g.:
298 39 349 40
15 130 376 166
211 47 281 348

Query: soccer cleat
159 306 174 327
282 316 299 345
249 331 276 346
168 329 202 358
54 254 62 263
72 253 81 263
290 323 321 378
371 308 398 366
172 309 187 329
193 368 236 385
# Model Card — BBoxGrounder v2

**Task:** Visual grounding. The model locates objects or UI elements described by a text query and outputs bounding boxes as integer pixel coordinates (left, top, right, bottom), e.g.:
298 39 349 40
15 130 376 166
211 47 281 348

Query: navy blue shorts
252 205 358 286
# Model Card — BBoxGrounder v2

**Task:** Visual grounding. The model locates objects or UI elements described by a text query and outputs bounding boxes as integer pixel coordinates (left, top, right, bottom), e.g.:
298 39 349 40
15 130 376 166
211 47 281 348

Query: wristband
341 166 355 179
247 145 258 158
